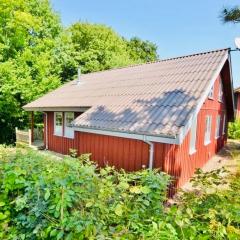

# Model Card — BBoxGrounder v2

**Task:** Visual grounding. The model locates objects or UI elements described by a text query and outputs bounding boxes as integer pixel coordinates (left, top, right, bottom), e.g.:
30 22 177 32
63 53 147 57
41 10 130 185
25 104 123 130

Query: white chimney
77 67 81 85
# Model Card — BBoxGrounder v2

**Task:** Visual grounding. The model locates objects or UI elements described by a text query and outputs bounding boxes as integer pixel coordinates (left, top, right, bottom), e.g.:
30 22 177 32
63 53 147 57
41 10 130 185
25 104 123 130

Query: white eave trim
23 107 90 112
73 126 180 144
178 51 229 144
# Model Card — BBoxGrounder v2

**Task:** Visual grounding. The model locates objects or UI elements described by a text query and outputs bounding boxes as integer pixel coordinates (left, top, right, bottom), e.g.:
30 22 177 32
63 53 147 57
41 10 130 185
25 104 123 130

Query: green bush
0 146 170 239
166 168 240 239
228 120 240 139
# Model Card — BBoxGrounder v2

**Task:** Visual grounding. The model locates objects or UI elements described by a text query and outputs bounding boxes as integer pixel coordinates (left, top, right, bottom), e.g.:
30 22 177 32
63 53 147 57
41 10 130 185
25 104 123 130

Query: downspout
143 136 154 170
43 112 48 150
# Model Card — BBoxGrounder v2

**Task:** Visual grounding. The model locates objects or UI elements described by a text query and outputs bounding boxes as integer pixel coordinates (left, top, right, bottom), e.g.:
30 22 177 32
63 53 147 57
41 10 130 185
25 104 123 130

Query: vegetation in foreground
0 145 240 239
228 120 240 139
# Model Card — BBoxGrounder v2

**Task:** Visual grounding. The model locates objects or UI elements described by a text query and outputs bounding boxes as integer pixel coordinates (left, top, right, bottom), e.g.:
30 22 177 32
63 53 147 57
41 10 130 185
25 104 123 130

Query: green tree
67 22 158 75
127 37 158 62
0 0 63 143
221 6 240 23
68 22 136 74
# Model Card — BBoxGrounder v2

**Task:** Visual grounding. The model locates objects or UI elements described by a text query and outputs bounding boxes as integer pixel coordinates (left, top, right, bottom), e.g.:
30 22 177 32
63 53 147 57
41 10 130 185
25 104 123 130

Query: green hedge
0 147 170 239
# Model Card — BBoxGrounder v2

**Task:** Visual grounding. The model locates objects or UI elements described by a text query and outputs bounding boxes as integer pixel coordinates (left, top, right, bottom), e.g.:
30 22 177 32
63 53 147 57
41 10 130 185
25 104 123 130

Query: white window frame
204 115 212 145
222 114 226 135
208 85 214 99
54 112 63 136
64 112 74 138
215 115 221 139
189 116 197 155
218 78 223 102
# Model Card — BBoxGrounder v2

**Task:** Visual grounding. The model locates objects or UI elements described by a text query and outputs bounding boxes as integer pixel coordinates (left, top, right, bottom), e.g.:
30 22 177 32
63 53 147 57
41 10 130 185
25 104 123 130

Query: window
208 86 214 99
64 112 74 138
218 78 223 102
204 115 212 145
189 117 197 154
54 112 63 136
215 115 221 139
222 114 226 134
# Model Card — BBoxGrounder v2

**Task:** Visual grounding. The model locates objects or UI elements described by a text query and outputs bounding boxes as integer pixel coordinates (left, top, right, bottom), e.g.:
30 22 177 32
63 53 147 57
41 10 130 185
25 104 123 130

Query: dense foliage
166 168 240 239
0 147 170 239
0 146 240 239
0 0 158 144
67 23 158 75
228 120 240 139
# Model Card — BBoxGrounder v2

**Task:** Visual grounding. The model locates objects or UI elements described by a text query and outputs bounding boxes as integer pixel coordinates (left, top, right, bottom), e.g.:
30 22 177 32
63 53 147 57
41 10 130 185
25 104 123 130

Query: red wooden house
24 48 234 190
234 87 240 119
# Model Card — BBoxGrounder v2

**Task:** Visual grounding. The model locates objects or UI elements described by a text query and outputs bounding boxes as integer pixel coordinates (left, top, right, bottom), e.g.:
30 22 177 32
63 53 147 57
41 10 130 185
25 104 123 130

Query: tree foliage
0 0 63 143
0 1 158 144
221 6 240 23
127 37 158 62
67 22 158 75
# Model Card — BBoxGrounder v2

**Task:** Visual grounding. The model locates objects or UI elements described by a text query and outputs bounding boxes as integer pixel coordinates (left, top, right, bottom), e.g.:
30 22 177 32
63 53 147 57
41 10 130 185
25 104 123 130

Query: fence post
15 127 18 142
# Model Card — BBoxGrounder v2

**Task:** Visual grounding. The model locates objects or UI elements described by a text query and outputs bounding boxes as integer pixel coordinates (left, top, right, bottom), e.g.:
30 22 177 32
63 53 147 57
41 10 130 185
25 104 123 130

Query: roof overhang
23 107 90 112
73 126 180 144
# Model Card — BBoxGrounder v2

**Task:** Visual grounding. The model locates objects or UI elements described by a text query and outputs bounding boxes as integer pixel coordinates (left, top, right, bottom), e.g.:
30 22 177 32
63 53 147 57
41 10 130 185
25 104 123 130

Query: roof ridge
79 48 230 77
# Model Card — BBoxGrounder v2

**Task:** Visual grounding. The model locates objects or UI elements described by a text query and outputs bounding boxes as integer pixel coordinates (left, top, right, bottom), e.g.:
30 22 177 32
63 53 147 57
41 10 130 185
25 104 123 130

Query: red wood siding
44 74 228 191
162 75 227 190
75 132 151 171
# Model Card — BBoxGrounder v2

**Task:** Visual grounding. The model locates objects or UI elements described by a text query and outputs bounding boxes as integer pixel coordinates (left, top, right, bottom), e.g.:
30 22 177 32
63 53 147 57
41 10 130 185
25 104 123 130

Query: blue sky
52 0 240 87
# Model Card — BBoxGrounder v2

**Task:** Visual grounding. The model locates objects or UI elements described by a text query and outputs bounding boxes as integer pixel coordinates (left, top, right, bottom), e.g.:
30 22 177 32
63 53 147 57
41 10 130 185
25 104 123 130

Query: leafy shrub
0 146 170 239
166 168 240 239
228 120 240 139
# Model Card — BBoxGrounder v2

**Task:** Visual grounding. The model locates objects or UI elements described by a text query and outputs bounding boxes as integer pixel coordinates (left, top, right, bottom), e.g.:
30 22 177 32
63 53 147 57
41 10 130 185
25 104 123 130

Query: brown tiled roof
24 49 230 138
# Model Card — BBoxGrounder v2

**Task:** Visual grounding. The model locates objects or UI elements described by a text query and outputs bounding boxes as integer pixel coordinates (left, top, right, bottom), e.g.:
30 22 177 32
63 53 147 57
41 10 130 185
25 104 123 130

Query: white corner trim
73 127 180 144
178 51 229 145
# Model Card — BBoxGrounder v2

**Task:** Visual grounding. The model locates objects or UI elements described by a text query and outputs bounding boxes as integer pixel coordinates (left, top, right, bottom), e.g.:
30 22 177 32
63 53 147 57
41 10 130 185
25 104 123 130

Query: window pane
215 115 220 138
64 112 74 138
54 112 63 136
218 78 223 102
223 115 226 134
189 117 197 154
208 86 214 99
65 112 74 127
205 115 211 144
56 113 62 126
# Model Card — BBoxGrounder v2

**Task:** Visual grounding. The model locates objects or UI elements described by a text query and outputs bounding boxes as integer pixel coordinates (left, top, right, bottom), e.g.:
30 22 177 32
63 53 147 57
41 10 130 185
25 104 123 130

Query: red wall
162 75 227 189
44 74 228 190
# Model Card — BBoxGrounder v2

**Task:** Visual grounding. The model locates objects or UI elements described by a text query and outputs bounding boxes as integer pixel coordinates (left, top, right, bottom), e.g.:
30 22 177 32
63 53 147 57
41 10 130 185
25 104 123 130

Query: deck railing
15 128 31 145
15 127 44 147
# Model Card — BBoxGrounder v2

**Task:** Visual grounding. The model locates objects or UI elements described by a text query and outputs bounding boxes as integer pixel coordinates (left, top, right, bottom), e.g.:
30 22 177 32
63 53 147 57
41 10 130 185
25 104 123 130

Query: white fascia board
227 54 235 119
73 127 180 144
23 107 89 112
178 51 229 144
